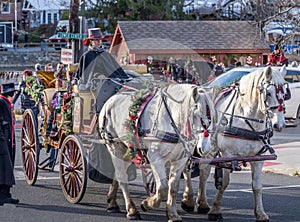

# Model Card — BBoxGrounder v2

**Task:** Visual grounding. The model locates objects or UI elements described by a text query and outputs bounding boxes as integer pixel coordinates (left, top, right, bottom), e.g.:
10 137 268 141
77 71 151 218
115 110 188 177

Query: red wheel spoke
60 136 87 203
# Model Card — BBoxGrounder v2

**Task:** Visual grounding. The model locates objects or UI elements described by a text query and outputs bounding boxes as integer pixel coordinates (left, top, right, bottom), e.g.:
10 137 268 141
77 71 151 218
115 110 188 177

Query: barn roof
117 20 269 51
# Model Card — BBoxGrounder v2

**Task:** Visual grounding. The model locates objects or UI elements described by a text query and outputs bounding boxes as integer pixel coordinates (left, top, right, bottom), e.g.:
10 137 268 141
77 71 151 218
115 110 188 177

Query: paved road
2 169 300 222
1 121 299 222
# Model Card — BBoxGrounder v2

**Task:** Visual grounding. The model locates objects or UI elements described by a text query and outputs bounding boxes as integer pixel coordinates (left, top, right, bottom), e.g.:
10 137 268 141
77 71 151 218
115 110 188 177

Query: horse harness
140 87 211 158
216 82 286 156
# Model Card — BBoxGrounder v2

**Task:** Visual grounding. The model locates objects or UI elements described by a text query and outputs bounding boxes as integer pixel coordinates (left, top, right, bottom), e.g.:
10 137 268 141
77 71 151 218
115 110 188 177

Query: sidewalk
262 142 300 177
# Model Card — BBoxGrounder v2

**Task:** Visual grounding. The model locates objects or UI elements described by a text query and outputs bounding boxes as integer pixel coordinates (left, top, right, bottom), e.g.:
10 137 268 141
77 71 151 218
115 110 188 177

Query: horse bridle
259 81 288 114
160 87 211 157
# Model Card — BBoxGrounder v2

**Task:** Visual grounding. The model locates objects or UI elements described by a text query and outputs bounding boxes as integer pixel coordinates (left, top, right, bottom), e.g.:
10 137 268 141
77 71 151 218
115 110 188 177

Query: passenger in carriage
75 28 130 115
0 83 19 205
43 62 67 170
45 63 54 72
45 62 67 138
34 63 42 72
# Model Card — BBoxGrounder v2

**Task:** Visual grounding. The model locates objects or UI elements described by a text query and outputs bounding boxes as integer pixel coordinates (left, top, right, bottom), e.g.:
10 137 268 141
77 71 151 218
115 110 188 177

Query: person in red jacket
267 44 288 66
0 83 19 205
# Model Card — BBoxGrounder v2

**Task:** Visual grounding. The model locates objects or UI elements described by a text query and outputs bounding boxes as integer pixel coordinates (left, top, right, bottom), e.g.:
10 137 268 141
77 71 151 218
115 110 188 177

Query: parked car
283 67 300 124
0 44 8 51
48 20 69 50
202 65 300 125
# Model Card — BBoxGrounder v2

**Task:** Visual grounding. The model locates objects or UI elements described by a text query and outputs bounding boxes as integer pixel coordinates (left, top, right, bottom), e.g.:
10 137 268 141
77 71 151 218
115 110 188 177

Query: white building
22 0 69 28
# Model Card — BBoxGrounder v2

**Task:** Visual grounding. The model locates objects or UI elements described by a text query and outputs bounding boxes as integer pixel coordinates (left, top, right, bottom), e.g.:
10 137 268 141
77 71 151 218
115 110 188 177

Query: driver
76 28 130 115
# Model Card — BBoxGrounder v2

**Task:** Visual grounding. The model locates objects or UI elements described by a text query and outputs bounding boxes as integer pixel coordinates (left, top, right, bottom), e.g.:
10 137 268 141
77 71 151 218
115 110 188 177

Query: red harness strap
130 91 156 168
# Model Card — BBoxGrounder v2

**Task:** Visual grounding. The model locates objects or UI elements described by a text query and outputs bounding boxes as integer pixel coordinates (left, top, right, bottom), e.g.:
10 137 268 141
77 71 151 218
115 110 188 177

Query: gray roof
118 20 268 51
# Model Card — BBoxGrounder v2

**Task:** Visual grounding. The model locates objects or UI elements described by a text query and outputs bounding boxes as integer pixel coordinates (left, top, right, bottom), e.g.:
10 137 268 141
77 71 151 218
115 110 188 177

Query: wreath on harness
124 82 154 163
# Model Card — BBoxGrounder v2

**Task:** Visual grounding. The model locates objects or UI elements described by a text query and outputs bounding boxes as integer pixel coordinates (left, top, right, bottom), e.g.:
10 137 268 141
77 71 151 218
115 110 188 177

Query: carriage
20 63 158 203
20 62 287 221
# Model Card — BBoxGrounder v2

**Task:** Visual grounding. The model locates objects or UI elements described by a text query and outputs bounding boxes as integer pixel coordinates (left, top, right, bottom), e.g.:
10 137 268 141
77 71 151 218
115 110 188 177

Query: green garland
24 76 44 105
61 94 73 135
124 82 154 159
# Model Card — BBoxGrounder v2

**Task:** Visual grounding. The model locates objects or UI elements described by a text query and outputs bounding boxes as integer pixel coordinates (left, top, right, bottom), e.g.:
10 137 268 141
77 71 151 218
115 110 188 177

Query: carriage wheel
21 109 40 186
59 135 87 204
142 169 156 196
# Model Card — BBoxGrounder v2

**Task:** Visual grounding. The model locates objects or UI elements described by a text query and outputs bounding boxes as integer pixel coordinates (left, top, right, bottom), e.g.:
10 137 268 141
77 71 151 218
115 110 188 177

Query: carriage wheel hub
65 166 75 172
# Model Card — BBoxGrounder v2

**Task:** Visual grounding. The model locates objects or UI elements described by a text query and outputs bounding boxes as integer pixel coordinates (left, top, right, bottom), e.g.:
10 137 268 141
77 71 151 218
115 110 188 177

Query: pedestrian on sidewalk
24 32 29 48
13 31 19 49
40 34 46 51
0 83 19 205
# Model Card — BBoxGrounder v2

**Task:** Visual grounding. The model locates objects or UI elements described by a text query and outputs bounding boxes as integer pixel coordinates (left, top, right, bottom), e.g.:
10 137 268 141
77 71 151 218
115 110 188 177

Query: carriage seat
43 88 56 113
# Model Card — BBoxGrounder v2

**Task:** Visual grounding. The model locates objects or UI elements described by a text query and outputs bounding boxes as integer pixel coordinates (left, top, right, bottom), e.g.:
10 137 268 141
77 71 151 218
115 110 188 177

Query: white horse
98 84 215 221
194 66 288 221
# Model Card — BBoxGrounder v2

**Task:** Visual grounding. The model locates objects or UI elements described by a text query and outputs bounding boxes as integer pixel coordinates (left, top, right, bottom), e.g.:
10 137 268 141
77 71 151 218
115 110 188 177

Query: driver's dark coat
0 97 16 186
76 47 129 85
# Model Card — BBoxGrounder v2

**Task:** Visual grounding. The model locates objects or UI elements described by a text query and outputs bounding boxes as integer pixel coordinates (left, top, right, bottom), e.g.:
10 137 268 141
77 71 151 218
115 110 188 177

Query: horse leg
141 158 169 211
166 161 187 222
196 164 211 214
181 166 195 213
250 161 269 222
208 168 230 221
106 180 121 213
118 181 141 220
108 145 141 220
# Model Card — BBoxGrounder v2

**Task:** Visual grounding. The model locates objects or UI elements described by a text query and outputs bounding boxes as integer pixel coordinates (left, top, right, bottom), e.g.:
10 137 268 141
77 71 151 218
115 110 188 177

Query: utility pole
69 0 80 63
14 0 18 31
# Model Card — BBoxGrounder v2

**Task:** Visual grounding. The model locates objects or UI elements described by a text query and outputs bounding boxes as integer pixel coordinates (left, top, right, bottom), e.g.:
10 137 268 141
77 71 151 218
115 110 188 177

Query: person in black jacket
0 83 19 205
76 28 130 114
76 28 131 182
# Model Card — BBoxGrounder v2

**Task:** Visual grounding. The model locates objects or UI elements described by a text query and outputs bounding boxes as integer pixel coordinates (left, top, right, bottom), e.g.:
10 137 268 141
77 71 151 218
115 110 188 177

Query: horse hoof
208 213 223 221
197 206 210 214
106 206 121 213
181 201 194 213
127 212 141 220
140 203 148 212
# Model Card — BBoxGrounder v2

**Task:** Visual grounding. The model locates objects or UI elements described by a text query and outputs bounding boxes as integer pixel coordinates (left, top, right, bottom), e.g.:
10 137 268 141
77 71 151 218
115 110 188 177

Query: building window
42 11 46 24
47 13 52 24
1 3 10 14
54 13 58 23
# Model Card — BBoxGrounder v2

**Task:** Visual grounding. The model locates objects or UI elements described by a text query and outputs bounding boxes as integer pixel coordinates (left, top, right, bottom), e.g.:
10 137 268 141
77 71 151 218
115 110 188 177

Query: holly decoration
24 76 44 105
124 82 154 160
61 93 73 135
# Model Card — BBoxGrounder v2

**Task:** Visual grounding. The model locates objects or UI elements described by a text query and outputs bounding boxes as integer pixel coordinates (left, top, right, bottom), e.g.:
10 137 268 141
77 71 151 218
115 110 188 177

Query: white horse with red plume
193 65 288 221
98 83 215 221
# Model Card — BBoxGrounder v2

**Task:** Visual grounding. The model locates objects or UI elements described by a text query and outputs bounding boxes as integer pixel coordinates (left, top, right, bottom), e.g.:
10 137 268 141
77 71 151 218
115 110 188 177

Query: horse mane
238 67 269 113
238 66 285 114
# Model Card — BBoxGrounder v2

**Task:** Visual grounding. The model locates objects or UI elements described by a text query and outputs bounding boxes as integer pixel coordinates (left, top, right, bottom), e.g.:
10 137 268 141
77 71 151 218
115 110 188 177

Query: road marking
227 184 300 193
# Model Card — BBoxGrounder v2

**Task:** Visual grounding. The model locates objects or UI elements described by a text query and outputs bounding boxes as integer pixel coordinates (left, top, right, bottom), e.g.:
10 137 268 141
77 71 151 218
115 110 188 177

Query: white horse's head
188 87 215 155
239 66 288 132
